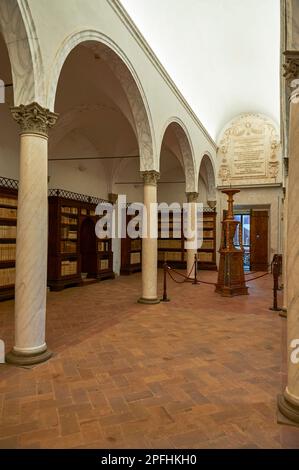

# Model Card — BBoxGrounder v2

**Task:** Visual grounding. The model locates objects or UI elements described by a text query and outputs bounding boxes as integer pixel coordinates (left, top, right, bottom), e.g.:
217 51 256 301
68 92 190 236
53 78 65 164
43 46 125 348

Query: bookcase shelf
158 207 217 270
0 179 18 300
48 189 115 291
121 211 142 274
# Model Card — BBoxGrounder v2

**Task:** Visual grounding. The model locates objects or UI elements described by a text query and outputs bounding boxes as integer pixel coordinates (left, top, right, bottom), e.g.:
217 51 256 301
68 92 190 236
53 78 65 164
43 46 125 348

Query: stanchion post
270 256 282 312
161 261 170 302
192 253 198 285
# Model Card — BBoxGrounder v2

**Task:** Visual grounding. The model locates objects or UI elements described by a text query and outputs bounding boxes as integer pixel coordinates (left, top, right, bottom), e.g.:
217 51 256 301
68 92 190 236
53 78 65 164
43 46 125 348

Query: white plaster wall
25 0 216 176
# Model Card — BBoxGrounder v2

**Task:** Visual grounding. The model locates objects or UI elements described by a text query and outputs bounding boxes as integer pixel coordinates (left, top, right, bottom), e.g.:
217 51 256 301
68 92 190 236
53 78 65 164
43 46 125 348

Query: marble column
185 192 198 279
138 170 160 304
6 102 58 366
281 177 288 318
278 52 299 425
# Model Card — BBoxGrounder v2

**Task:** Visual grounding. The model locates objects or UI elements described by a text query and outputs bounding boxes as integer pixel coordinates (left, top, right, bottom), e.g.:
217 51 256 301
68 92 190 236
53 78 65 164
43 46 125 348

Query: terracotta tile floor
0 270 299 449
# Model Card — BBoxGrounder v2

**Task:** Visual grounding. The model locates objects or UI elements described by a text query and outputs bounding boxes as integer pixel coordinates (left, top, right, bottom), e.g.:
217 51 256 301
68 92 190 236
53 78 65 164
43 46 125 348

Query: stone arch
160 118 197 192
46 30 156 172
0 0 44 106
199 152 217 203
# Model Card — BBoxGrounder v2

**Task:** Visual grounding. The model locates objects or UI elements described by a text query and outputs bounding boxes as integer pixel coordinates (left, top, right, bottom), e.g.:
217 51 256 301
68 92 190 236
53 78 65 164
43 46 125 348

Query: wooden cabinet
120 212 142 274
158 210 185 268
157 207 217 270
197 209 217 270
0 178 18 300
48 190 114 291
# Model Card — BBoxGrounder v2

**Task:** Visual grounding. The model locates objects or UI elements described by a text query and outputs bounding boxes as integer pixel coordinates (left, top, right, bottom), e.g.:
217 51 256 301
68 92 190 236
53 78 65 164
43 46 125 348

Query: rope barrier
245 272 270 282
161 256 273 303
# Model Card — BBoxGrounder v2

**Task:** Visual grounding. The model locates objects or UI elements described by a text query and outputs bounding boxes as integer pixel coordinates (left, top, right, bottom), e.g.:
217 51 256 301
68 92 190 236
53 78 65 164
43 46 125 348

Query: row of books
99 259 109 270
61 228 78 240
0 267 15 286
158 251 182 262
61 216 78 226
197 252 213 262
61 260 77 276
0 197 17 207
98 241 109 252
203 230 214 238
130 252 141 264
158 239 182 249
0 244 16 261
203 224 214 230
61 206 78 215
201 240 214 249
60 241 77 253
0 207 17 219
131 239 142 251
0 225 17 239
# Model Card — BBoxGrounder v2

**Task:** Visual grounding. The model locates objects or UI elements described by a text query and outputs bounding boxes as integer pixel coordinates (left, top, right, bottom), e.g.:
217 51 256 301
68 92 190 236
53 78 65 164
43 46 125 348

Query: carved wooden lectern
215 189 248 297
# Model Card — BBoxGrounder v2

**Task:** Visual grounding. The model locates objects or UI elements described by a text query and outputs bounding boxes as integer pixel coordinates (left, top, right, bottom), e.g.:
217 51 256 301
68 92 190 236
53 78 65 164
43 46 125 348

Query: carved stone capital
108 193 118 204
11 102 59 137
186 192 198 203
141 170 160 186
283 51 299 83
207 200 217 210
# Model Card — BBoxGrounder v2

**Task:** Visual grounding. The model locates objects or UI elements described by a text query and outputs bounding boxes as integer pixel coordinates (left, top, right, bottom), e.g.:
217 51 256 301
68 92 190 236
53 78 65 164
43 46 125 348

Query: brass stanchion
161 261 170 302
270 256 282 312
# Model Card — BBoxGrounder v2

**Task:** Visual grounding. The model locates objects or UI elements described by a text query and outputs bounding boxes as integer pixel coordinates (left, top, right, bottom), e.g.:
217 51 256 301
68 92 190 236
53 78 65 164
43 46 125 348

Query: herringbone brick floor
0 270 298 449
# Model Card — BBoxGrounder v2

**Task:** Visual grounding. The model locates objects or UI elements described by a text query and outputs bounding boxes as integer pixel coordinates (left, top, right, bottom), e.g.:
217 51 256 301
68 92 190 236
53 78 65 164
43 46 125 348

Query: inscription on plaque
232 136 266 177
217 113 281 186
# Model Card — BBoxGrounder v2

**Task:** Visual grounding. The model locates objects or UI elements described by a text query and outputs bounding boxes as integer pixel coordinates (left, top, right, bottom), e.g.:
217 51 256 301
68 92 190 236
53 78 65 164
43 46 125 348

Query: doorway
232 208 269 272
80 217 97 278
233 213 251 271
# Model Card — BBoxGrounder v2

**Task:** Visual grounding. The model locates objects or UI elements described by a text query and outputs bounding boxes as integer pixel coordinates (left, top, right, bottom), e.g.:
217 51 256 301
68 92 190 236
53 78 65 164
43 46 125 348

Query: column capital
207 200 217 210
186 192 198 203
11 102 59 137
283 51 299 83
141 170 160 186
108 193 118 204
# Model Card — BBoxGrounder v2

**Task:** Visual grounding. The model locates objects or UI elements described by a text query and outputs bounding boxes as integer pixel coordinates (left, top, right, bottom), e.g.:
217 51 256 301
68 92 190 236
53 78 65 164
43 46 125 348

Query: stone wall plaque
217 113 281 187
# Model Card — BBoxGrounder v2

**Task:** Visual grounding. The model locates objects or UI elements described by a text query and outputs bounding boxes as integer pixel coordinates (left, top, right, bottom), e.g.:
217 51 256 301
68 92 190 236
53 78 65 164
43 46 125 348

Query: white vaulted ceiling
121 0 281 141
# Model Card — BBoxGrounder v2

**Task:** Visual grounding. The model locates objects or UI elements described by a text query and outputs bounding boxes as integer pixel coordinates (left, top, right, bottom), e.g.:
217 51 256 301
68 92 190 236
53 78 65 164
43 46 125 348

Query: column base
277 394 299 427
5 348 53 366
279 308 287 318
138 297 160 305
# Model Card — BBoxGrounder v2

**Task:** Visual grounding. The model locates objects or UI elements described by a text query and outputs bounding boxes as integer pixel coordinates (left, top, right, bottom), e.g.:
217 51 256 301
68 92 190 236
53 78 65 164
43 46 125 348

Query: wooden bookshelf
120 211 142 274
0 178 18 300
158 207 217 270
197 209 217 270
48 189 114 291
158 210 185 268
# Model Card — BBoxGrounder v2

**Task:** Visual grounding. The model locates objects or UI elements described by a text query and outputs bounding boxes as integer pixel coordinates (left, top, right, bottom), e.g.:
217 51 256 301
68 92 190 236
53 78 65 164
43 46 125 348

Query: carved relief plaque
217 113 281 186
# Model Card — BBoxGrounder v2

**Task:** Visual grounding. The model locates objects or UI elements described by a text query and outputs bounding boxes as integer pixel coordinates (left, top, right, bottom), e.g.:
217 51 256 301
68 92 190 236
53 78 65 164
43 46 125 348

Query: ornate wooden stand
215 189 248 297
